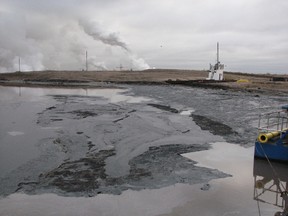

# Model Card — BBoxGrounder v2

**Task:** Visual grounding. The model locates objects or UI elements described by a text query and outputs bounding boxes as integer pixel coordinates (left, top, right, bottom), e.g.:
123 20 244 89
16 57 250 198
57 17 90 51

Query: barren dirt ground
0 69 287 93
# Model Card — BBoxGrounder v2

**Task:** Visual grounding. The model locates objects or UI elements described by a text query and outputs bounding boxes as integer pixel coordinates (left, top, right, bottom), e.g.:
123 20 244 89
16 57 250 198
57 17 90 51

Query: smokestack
86 50 88 71
18 57 21 72
79 19 150 70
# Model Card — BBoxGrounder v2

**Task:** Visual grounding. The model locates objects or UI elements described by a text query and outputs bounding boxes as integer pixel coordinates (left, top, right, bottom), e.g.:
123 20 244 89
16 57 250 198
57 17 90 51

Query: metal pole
217 42 219 63
86 51 88 71
19 57 21 72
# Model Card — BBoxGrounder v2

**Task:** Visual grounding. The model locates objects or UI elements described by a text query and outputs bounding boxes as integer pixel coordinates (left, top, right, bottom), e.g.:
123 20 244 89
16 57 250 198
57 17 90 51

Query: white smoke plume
0 6 149 72
79 19 150 70
0 11 86 72
79 19 129 52
129 54 150 70
0 12 45 72
89 57 108 71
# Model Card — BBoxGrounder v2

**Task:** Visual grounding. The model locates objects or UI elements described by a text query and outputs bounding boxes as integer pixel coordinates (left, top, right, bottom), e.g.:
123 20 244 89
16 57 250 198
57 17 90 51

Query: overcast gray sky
0 0 287 73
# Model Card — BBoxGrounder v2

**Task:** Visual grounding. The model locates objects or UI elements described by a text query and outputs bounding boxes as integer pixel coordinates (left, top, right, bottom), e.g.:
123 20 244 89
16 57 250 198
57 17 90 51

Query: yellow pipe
258 128 288 143
258 131 280 143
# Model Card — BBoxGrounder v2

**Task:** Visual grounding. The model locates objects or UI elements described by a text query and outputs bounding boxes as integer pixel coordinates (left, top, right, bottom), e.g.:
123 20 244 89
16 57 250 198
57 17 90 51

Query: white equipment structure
207 42 224 81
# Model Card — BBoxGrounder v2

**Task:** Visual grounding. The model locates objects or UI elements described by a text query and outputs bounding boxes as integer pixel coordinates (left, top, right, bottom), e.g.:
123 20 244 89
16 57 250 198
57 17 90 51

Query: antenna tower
217 42 219 63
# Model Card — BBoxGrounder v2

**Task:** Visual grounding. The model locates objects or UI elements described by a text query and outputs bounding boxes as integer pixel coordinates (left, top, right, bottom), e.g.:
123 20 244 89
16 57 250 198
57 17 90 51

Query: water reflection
254 159 288 216
0 86 151 103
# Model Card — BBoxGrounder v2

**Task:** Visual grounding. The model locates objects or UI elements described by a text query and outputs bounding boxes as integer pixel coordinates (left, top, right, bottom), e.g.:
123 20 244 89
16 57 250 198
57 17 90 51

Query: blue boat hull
254 141 288 162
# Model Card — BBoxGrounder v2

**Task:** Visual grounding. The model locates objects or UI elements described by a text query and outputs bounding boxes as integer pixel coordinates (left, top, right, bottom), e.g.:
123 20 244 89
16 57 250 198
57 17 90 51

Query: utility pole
18 57 21 72
117 64 123 71
85 51 88 71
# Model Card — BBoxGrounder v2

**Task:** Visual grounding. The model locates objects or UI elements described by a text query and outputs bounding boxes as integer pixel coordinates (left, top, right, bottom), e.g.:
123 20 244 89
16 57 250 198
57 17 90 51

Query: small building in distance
207 42 224 81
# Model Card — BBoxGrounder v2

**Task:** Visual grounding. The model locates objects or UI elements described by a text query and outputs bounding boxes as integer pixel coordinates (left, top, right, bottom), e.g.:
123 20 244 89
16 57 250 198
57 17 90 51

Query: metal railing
258 110 288 133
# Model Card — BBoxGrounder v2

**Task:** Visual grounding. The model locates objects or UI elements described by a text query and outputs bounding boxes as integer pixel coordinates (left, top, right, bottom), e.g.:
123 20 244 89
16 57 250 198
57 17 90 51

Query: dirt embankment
0 69 206 82
0 69 287 94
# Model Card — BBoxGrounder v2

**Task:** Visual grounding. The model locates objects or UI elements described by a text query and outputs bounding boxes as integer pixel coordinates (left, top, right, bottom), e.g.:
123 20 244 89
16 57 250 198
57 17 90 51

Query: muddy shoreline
0 69 288 95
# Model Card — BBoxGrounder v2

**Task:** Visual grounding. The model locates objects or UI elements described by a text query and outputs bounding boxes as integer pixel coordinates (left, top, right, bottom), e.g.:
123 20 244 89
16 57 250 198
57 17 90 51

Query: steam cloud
79 19 150 70
129 54 150 70
0 12 44 72
0 10 149 72
79 19 129 52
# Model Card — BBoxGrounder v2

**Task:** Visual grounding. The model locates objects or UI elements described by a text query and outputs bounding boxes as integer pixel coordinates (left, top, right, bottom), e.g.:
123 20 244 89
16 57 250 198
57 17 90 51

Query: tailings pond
0 85 287 216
